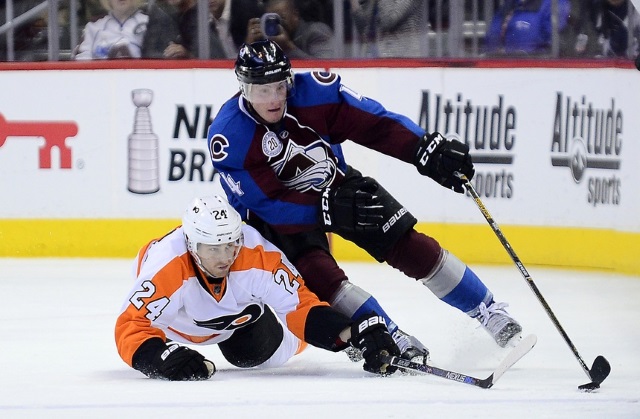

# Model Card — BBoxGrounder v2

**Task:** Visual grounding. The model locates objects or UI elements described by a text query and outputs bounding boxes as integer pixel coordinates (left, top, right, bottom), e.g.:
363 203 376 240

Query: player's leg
386 231 522 347
294 247 430 362
247 217 425 361
327 168 521 348
218 307 302 368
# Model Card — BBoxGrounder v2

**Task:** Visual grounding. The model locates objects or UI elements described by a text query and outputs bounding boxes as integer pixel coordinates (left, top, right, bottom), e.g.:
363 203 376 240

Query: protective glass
241 80 291 104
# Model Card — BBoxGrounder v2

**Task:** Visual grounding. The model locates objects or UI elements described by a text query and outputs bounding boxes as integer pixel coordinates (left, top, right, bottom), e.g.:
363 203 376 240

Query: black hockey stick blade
577 356 611 392
589 355 611 384
382 334 537 389
577 356 611 391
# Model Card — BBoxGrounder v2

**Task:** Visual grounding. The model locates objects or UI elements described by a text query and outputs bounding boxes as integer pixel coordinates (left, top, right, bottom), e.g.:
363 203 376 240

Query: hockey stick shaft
383 356 494 388
382 334 537 389
456 173 605 383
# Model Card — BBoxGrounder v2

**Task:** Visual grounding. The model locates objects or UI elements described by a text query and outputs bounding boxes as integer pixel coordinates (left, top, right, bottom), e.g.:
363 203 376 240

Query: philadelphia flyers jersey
207 71 425 234
115 223 335 367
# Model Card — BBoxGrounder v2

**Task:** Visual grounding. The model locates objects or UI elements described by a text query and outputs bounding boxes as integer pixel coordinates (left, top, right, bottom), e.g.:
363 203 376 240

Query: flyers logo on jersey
194 303 263 331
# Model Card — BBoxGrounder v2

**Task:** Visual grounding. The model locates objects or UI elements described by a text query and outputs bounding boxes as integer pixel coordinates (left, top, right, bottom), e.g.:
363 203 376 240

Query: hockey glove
319 177 384 233
150 343 215 381
414 132 474 193
349 313 400 376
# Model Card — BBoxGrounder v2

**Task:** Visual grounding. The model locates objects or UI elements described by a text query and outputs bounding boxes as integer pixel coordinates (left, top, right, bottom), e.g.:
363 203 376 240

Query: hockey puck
578 382 600 392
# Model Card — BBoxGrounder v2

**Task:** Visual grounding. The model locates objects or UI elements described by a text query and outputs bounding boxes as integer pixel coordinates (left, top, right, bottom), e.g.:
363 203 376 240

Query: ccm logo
0 113 78 169
418 134 443 166
321 187 332 226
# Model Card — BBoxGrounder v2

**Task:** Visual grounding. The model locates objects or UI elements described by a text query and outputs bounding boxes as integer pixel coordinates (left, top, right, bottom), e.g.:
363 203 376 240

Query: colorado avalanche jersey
207 71 425 234
115 223 330 367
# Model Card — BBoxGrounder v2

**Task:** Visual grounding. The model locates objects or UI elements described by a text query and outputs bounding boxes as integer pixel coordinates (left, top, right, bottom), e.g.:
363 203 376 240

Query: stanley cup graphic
128 89 160 194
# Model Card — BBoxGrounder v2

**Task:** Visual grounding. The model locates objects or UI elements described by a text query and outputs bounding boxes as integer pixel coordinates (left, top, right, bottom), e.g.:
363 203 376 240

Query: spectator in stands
592 0 639 57
0 0 52 61
297 0 333 28
72 0 148 59
209 0 238 58
244 0 334 58
162 0 226 58
141 0 180 58
349 0 429 58
484 0 571 56
560 0 601 57
229 0 265 50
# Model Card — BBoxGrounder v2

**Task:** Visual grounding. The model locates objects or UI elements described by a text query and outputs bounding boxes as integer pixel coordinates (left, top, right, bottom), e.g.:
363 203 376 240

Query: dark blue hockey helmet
235 40 294 103
235 40 292 84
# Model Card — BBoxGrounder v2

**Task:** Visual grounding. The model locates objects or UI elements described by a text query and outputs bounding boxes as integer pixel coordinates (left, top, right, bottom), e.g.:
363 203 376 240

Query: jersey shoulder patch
310 71 339 86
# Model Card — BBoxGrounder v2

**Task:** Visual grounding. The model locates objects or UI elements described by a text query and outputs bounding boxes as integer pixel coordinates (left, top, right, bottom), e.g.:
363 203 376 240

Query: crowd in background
1 0 638 61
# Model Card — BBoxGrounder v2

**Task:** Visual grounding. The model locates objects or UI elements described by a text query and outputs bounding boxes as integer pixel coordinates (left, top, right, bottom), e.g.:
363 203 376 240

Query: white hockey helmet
182 195 244 270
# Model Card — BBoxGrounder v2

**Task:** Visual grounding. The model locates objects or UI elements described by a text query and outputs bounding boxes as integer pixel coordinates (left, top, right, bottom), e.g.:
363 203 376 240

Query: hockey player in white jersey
115 195 400 380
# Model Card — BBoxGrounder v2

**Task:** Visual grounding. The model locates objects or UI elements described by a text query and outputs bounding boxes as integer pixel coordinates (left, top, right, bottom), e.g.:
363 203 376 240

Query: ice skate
476 301 522 347
392 329 430 366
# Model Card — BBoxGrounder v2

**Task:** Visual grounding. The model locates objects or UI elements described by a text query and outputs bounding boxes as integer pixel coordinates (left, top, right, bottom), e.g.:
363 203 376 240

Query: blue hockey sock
420 250 493 317
351 296 398 334
330 281 398 334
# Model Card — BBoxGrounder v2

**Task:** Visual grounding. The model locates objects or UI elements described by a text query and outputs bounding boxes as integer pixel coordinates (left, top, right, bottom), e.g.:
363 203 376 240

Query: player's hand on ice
152 343 215 381
414 132 474 193
349 313 400 376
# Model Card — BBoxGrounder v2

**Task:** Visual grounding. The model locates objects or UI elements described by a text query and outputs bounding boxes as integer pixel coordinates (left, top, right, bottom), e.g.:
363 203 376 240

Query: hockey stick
455 173 611 391
381 334 537 389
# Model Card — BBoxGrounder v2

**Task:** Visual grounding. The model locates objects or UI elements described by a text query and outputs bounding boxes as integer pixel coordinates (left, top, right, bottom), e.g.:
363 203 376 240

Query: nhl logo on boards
262 131 282 157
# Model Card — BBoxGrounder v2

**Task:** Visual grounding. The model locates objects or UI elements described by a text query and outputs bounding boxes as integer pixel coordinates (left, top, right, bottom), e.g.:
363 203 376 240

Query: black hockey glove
319 177 384 234
414 132 474 193
150 343 215 381
349 313 400 376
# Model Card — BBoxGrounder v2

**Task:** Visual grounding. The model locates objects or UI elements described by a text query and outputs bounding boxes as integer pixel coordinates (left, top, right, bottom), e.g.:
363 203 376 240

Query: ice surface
1 259 638 418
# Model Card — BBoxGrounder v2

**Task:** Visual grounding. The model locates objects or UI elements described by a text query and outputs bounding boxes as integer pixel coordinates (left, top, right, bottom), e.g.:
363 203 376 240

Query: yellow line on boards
1 220 638 275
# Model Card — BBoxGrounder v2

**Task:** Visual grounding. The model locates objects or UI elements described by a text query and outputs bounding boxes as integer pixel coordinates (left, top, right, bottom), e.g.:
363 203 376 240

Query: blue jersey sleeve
292 72 425 164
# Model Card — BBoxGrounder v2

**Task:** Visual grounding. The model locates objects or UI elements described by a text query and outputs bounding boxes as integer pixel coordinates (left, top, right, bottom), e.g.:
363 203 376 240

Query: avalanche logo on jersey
271 139 337 192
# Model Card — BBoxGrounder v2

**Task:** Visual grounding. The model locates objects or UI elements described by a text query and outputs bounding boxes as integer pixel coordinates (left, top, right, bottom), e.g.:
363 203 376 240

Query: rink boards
0 59 637 274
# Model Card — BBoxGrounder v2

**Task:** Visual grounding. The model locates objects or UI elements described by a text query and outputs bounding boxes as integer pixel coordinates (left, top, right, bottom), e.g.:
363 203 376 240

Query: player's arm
264 252 400 375
214 152 318 232
332 81 475 194
321 75 422 162
304 305 400 376
115 257 214 381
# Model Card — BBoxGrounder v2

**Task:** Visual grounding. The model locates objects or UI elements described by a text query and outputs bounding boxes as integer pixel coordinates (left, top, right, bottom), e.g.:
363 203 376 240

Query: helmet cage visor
240 78 293 103
187 233 244 277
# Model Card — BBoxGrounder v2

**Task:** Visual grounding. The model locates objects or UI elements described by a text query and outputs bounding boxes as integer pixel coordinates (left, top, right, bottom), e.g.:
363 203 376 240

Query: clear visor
196 237 243 264
241 79 291 104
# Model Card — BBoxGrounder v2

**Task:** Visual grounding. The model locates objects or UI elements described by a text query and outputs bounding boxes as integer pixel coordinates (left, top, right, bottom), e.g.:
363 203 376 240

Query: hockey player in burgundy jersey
206 40 523 364
115 195 400 380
